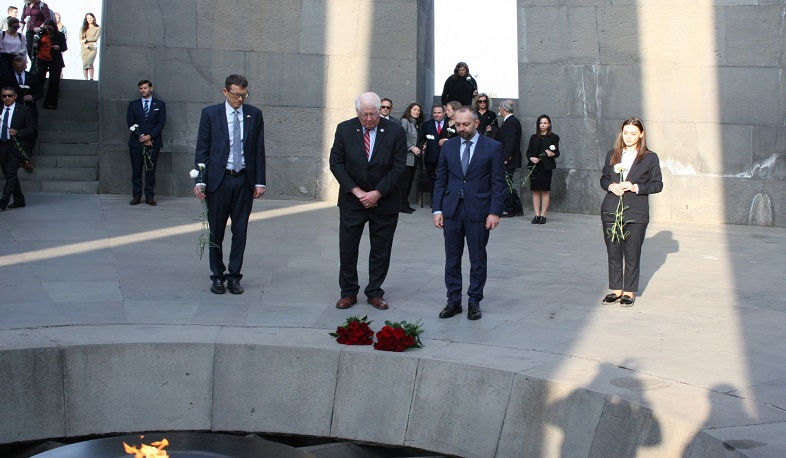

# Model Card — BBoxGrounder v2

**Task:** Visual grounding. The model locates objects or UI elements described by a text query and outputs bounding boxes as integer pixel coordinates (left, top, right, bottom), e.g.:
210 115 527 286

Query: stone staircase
8 79 99 194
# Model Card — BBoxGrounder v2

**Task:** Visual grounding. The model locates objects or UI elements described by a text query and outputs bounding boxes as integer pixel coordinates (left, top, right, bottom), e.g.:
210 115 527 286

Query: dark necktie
461 140 471 175
364 128 371 160
143 99 150 119
16 73 23 85
1 107 8 141
231 110 242 171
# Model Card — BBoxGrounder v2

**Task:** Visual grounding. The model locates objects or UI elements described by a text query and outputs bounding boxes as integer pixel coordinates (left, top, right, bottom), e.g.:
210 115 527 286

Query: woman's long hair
81 13 98 36
451 62 469 80
610 117 648 165
535 114 552 136
401 102 424 126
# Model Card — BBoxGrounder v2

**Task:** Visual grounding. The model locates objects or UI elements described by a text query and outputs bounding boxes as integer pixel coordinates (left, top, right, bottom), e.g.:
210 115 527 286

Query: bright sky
434 0 518 98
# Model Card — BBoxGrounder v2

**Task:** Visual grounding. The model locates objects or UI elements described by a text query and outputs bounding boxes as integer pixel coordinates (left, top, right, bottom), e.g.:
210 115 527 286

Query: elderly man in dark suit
329 91 407 311
127 79 166 206
0 86 36 210
497 99 524 217
432 106 505 320
0 56 42 171
193 74 266 295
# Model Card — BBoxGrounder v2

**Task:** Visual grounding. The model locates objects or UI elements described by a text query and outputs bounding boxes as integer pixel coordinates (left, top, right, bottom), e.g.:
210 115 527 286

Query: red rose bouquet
329 315 374 345
374 320 424 352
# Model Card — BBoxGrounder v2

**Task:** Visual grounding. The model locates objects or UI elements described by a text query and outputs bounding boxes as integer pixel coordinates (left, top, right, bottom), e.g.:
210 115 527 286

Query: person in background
440 61 477 107
20 0 52 60
438 100 461 148
1 5 18 32
0 85 36 210
31 18 64 109
54 11 64 39
398 102 424 214
379 97 400 125
0 16 25 74
80 12 99 80
474 93 497 139
127 79 166 206
0 55 40 170
525 114 560 224
599 117 663 307
497 99 523 217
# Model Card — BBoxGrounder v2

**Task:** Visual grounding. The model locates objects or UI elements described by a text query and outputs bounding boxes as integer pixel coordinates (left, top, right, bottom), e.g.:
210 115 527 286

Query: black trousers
503 169 523 213
425 161 438 200
400 165 416 210
129 146 159 198
35 60 62 108
338 207 398 298
0 141 23 205
603 221 648 292
205 172 254 282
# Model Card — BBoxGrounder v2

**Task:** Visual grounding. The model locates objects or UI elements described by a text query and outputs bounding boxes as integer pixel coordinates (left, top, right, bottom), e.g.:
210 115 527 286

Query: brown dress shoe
146 198 157 206
336 296 357 309
367 297 389 310
130 197 141 205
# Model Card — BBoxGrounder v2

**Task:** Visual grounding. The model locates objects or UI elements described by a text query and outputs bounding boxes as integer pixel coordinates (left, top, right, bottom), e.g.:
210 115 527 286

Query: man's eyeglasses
1 94 15 98
227 90 250 99
380 105 392 109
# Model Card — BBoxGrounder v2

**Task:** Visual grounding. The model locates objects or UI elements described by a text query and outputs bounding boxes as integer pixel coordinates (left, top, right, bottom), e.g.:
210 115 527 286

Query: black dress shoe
539 216 547 224
8 201 25 208
399 208 414 214
211 279 225 294
602 293 621 304
501 212 513 218
146 198 157 206
531 216 540 224
619 295 635 307
439 304 462 319
0 200 7 211
407 207 416 212
227 279 244 294
130 197 141 205
467 304 482 320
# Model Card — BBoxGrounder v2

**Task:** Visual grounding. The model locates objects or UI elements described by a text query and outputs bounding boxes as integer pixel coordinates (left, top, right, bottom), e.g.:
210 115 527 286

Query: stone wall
97 0 785 226
98 0 425 202
516 0 786 226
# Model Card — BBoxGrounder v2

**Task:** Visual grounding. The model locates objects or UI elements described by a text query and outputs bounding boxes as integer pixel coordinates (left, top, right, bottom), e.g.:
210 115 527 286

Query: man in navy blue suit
193 74 266 295
127 80 166 206
432 106 505 320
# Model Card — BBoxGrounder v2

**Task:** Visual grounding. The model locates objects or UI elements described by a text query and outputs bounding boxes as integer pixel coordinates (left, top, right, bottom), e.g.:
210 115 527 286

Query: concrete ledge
2 326 784 457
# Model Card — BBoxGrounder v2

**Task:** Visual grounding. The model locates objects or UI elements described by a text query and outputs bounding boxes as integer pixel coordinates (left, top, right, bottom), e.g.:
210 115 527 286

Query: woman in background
80 12 100 80
399 103 425 214
55 12 66 39
0 17 26 74
440 61 477 107
32 19 65 109
525 114 560 224
474 93 497 139
599 117 663 307
438 100 461 147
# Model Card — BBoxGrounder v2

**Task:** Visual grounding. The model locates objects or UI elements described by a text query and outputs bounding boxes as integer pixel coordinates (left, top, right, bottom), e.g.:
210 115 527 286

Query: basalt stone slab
0 330 64 443
519 6 600 64
212 328 340 437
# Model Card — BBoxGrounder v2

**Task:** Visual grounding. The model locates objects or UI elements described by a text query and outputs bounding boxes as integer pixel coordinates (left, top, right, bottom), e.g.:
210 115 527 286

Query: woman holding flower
474 93 497 138
437 101 461 147
440 61 477 107
525 114 560 224
600 117 663 306
399 102 424 214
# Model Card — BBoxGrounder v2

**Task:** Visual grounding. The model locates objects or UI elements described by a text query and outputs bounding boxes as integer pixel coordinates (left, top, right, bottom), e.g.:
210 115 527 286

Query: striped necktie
143 99 150 119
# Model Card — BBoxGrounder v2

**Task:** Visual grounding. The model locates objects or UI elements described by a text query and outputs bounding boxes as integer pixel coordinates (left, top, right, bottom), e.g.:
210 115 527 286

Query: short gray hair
355 92 381 112
456 106 478 121
499 99 515 113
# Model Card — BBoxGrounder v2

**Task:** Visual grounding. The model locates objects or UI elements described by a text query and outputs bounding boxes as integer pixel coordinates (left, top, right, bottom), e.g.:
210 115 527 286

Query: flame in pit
123 437 169 457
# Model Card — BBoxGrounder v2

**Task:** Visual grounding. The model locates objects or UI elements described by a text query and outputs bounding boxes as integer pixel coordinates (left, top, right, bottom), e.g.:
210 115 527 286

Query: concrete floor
1 193 785 456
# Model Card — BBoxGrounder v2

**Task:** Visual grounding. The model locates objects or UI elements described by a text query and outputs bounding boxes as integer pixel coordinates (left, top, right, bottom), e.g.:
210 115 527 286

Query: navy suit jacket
4 103 37 156
195 103 266 193
421 118 444 164
433 134 506 221
600 150 663 224
329 117 407 215
127 97 166 149
497 114 523 169
0 70 43 106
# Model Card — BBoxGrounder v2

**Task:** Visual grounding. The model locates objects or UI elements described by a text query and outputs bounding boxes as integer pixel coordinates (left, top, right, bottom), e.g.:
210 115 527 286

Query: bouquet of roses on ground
329 315 374 345
373 319 424 352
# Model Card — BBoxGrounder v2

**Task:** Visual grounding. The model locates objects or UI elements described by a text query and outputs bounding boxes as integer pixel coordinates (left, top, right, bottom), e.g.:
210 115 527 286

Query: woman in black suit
32 19 66 109
600 117 663 306
525 114 560 224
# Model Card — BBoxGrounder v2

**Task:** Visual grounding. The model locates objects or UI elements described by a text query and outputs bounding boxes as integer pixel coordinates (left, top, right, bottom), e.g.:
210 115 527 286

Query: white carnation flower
549 145 556 151
189 169 199 179
613 163 626 174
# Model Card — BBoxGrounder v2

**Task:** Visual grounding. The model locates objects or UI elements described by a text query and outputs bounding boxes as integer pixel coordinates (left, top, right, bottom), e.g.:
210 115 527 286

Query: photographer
32 18 64 109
